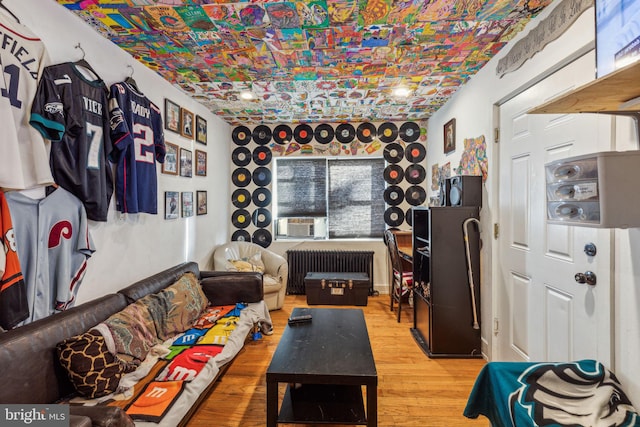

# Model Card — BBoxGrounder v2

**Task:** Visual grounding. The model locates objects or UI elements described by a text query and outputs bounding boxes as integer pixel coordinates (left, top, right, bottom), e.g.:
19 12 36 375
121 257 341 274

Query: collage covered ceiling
56 0 552 125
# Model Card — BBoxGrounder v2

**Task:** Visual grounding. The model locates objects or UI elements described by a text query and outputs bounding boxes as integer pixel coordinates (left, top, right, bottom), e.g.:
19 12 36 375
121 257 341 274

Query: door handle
574 271 597 286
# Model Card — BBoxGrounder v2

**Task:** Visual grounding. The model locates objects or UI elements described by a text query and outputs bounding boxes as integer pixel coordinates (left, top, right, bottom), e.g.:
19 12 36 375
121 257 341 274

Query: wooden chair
384 229 413 322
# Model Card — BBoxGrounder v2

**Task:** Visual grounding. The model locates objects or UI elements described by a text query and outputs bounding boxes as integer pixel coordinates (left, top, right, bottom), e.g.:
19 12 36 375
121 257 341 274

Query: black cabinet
410 206 482 358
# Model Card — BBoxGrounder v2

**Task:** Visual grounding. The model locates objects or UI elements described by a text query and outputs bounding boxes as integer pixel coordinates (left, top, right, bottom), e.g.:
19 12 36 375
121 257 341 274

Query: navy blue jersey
109 82 165 214
30 62 113 222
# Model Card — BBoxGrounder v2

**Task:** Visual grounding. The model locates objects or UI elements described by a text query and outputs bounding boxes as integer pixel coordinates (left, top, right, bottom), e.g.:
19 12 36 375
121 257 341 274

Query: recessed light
393 87 411 97
240 91 254 100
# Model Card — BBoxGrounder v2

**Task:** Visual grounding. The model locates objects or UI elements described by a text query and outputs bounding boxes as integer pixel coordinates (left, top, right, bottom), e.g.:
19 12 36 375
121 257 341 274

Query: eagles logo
44 102 64 116
509 361 638 427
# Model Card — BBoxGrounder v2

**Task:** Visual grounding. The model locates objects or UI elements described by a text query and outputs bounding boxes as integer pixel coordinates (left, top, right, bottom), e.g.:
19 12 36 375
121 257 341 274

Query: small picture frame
162 142 179 175
182 191 194 217
165 191 179 219
181 108 194 139
444 118 456 154
180 148 192 178
196 191 207 215
164 99 180 133
195 149 207 176
196 115 207 145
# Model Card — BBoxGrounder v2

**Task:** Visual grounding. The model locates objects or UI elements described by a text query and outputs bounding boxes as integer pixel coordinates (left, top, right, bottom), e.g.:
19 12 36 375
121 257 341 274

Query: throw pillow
57 329 124 398
226 253 264 273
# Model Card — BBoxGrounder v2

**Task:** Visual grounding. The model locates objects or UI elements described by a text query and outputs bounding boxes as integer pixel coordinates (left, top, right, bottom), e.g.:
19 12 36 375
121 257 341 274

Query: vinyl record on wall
232 167 251 187
252 187 272 207
405 143 426 163
232 209 251 228
273 124 293 144
405 208 413 226
383 185 405 206
384 206 404 227
252 229 272 248
314 123 334 144
232 146 251 166
399 122 420 143
294 123 314 144
356 122 376 143
231 229 251 242
232 188 251 208
384 164 404 184
252 167 272 186
405 164 426 184
252 125 272 145
335 123 355 143
232 126 251 145
378 122 398 143
252 146 272 165
383 143 404 163
405 185 426 206
252 208 272 227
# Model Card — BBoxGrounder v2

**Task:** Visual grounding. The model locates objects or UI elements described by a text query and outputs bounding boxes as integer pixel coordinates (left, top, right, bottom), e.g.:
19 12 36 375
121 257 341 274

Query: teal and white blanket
464 359 639 427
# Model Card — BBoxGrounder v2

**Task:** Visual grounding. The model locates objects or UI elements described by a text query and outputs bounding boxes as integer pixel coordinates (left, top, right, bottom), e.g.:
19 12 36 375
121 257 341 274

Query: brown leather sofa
0 262 263 427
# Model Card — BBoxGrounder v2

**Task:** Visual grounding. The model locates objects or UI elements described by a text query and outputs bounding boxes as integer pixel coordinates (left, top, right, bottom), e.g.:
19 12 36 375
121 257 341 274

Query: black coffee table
266 307 378 426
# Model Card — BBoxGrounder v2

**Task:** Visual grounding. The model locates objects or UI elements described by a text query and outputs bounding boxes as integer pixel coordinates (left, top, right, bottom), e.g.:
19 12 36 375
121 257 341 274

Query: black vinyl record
405 164 426 184
384 185 404 206
232 126 251 145
405 185 426 206
356 122 376 143
314 123 334 144
232 188 251 208
252 208 272 227
232 167 251 187
231 229 251 242
405 208 413 226
294 124 313 144
399 122 420 143
252 166 272 186
405 143 426 163
252 125 272 145
383 143 404 164
378 122 398 143
232 146 251 166
384 207 404 227
252 229 272 248
384 164 404 184
252 146 272 165
252 187 271 207
273 124 293 144
232 209 251 228
335 123 355 143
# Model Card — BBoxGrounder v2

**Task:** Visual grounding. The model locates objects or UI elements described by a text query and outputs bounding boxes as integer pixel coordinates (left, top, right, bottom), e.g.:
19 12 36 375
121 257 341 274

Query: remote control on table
288 314 312 325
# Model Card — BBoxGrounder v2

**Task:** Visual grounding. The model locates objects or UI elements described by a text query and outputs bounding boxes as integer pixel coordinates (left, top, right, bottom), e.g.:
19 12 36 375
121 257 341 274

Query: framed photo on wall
164 99 180 133
165 191 179 219
162 142 179 175
444 118 456 154
197 191 207 215
180 148 192 177
196 115 207 145
181 108 194 139
195 149 207 176
182 191 194 217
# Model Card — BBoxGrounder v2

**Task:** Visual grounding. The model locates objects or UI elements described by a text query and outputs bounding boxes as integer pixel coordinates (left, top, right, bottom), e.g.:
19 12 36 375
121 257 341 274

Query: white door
497 52 613 365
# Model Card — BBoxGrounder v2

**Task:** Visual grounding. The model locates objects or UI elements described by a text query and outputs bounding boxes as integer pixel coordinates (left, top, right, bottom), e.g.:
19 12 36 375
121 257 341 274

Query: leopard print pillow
57 329 124 398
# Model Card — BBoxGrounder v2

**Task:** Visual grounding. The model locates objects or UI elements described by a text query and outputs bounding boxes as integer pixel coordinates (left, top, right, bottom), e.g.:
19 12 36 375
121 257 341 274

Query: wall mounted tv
596 0 640 78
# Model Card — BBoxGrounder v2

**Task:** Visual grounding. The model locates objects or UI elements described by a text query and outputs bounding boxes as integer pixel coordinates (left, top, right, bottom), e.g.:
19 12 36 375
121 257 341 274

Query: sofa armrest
199 271 264 305
69 405 134 427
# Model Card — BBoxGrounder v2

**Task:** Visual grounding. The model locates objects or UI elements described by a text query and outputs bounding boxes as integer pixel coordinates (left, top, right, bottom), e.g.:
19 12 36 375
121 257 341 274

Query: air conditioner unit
288 222 314 237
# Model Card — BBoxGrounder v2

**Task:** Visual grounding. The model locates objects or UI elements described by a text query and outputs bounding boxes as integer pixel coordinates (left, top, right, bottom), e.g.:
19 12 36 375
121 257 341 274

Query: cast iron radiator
286 250 375 295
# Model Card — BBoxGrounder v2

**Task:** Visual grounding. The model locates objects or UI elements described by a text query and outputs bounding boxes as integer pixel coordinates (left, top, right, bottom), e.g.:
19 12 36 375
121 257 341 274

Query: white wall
5 0 232 303
426 2 640 404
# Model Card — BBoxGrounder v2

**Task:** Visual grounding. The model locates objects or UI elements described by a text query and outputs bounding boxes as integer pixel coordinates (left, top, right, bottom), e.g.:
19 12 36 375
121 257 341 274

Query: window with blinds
274 157 385 239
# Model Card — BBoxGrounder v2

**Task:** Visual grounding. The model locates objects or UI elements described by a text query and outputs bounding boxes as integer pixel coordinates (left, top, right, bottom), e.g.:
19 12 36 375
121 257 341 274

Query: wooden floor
186 294 490 427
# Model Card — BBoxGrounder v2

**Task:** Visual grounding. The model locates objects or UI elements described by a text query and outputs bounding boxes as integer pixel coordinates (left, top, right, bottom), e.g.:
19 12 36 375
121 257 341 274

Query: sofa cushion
57 329 125 398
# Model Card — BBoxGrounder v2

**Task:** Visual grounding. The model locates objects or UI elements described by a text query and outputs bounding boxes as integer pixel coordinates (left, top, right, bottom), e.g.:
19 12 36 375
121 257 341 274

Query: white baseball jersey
5 187 95 324
0 11 54 190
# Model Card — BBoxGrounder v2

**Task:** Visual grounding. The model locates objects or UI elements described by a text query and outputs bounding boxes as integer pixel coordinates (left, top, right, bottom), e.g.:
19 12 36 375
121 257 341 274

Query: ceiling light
393 87 411 97
240 91 254 100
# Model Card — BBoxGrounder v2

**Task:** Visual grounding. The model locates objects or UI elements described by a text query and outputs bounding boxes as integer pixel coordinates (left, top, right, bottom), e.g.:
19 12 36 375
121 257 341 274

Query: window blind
275 158 326 217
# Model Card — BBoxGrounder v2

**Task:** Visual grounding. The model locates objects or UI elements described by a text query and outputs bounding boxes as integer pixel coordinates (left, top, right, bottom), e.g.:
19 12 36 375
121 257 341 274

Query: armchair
213 241 288 310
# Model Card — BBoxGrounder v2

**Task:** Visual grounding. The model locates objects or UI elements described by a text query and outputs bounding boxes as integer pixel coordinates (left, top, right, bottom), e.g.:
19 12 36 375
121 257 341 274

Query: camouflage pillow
57 329 124 398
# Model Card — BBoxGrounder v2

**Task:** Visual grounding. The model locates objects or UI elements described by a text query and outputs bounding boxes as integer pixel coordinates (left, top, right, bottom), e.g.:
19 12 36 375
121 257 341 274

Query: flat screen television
596 0 640 78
